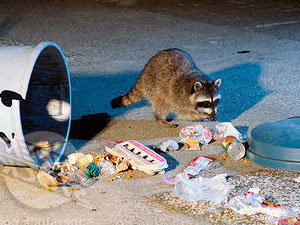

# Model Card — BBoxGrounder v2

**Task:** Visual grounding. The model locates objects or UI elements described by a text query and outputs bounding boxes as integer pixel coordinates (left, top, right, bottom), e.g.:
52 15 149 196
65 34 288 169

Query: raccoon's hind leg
111 84 143 108
152 101 178 128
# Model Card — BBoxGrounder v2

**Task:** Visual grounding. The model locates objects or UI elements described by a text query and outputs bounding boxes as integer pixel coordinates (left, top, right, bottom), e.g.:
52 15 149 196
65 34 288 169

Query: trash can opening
20 45 71 165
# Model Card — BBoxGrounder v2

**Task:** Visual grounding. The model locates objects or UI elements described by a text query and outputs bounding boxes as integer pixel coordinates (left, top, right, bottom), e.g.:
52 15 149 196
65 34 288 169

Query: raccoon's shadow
69 71 146 147
209 63 267 122
70 71 146 120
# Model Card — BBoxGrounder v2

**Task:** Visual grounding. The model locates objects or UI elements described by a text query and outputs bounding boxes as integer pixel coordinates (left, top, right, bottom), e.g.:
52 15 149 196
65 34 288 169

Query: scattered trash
102 139 118 148
98 161 117 175
277 214 300 225
105 140 168 175
41 161 52 173
179 125 212 150
214 122 245 141
77 154 94 168
163 176 176 186
64 171 93 187
293 177 300 183
180 138 201 151
84 162 100 179
173 172 231 204
116 159 130 173
28 140 52 159
36 140 166 189
226 188 298 222
68 152 84 165
159 140 179 152
226 188 265 215
37 170 63 188
222 136 246 160
182 156 215 177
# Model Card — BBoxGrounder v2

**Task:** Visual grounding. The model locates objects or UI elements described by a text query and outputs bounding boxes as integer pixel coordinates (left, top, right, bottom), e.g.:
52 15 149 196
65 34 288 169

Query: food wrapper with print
182 155 215 177
214 122 245 141
179 125 213 148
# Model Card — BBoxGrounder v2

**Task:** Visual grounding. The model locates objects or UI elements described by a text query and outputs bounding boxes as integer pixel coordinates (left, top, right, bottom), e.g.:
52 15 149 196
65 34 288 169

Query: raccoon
111 49 221 128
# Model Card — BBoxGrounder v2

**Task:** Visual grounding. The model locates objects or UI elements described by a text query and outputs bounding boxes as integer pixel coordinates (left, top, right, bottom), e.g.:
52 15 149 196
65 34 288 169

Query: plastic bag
214 122 244 140
159 140 179 152
277 213 300 225
173 172 231 204
179 125 212 145
97 161 117 175
226 188 265 215
64 172 94 187
226 188 298 221
264 207 299 224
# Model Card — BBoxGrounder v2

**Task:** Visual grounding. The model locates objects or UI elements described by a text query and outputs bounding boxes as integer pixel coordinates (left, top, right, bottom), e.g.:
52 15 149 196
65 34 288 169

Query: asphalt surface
0 0 299 224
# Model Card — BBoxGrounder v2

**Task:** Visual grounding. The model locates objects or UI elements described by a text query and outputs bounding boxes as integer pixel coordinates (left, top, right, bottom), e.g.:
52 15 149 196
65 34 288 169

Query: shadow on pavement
70 70 146 122
210 63 267 122
69 113 110 140
0 14 20 37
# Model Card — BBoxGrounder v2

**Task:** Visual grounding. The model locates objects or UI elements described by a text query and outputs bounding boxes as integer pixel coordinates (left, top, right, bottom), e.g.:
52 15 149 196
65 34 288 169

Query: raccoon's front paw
156 119 179 128
209 116 217 121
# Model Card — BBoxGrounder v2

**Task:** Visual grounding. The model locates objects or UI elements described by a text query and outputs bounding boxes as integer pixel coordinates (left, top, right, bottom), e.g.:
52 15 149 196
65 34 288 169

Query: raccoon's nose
211 109 216 116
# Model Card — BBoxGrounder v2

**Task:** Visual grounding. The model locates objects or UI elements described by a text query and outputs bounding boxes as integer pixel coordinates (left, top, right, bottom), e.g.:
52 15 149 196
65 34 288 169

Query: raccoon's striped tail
111 84 143 108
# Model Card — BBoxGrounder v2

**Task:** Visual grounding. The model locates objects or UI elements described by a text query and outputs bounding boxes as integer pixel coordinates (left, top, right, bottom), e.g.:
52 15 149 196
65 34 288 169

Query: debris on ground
37 170 64 188
98 161 117 175
225 187 299 224
179 124 213 150
222 136 246 160
159 140 179 152
105 140 168 175
84 162 100 179
173 172 231 204
153 166 300 225
214 122 246 141
37 140 168 188
182 156 215 177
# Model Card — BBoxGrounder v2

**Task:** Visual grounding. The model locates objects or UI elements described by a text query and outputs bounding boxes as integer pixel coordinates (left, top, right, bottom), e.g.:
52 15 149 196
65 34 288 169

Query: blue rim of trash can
246 149 300 171
24 42 71 167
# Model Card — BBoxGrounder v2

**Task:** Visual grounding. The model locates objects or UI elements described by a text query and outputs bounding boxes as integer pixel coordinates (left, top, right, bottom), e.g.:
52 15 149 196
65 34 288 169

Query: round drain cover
247 117 300 171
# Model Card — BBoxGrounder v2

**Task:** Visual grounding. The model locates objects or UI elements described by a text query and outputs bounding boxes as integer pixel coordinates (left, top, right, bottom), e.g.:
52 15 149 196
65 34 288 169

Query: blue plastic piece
247 118 300 171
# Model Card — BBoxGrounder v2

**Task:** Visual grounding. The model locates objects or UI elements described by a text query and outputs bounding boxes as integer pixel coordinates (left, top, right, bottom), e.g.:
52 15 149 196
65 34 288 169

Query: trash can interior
20 45 71 165
247 118 300 171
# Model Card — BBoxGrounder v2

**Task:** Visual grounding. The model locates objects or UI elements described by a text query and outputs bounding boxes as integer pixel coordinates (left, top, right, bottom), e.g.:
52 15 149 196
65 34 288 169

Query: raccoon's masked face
192 79 221 117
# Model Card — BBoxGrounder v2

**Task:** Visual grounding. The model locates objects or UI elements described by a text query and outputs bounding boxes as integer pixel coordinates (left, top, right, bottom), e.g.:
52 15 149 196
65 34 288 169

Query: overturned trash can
0 42 71 168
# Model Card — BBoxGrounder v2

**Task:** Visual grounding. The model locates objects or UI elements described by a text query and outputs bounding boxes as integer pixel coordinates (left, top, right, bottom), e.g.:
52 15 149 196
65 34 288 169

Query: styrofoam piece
105 140 168 175
0 42 71 167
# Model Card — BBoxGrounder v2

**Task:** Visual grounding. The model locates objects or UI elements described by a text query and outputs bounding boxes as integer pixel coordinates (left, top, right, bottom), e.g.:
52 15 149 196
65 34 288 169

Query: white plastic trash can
0 42 71 168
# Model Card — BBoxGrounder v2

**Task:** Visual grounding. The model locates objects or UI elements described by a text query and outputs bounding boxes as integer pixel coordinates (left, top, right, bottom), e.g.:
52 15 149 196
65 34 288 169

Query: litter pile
158 122 300 224
37 140 168 188
34 121 300 224
160 155 300 225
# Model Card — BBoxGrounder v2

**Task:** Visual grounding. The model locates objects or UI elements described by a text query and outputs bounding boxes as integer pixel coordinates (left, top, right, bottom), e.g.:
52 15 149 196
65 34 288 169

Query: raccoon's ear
193 82 202 92
215 79 221 87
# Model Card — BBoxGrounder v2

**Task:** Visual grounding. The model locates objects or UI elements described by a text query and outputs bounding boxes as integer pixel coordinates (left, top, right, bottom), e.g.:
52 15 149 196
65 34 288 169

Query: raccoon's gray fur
111 49 221 127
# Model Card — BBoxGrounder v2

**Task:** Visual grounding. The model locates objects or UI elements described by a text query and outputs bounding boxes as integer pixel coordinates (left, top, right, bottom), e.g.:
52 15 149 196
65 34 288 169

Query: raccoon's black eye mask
197 99 219 108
